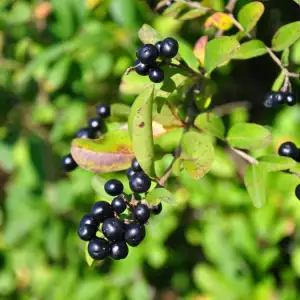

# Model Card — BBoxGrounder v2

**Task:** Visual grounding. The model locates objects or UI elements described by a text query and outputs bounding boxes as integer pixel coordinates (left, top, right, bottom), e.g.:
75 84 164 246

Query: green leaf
227 123 272 150
293 0 300 5
177 38 200 72
181 132 214 180
154 128 184 153
258 155 297 172
146 187 176 205
271 71 285 91
244 164 267 208
194 112 225 139
238 2 264 33
129 86 156 177
178 8 208 20
163 2 185 18
70 130 134 173
153 104 184 128
138 24 162 45
281 48 290 66
232 40 267 60
120 72 151 95
204 36 240 73
110 103 131 119
272 21 300 52
109 0 137 28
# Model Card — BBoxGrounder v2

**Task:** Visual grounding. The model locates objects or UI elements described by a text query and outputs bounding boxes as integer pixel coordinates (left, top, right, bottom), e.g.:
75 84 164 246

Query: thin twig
225 0 238 12
230 147 258 165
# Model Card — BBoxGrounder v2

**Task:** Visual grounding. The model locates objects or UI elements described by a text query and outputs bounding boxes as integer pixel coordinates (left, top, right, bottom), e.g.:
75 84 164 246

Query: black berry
295 184 300 200
135 59 150 76
151 203 162 215
80 214 99 227
285 92 297 106
136 44 159 65
110 242 129 260
88 117 102 131
278 142 298 160
88 238 110 260
96 104 111 118
264 92 276 108
102 218 125 242
104 179 124 196
76 127 95 139
126 168 135 179
149 67 164 83
62 154 77 172
90 201 114 223
131 158 142 172
129 172 151 193
160 37 179 58
274 92 285 104
77 224 97 241
111 197 127 214
155 41 162 54
134 203 150 223
124 223 146 247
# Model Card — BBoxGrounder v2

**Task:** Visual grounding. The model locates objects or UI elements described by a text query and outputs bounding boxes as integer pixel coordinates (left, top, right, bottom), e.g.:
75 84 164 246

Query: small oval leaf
238 2 264 33
204 12 233 31
146 187 175 205
179 8 208 21
244 164 267 208
258 155 297 172
227 123 272 150
193 36 208 67
138 24 162 45
181 132 214 180
232 40 267 60
194 113 225 139
272 21 300 52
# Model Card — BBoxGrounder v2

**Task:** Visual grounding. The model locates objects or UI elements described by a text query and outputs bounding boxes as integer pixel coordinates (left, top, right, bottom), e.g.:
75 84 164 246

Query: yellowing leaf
193 36 208 67
205 13 233 31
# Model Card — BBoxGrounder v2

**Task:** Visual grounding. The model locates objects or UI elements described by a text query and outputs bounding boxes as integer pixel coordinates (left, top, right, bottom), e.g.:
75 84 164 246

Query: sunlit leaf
258 155 297 172
146 187 176 205
138 24 162 45
232 40 267 60
179 8 208 20
205 12 233 31
238 2 264 33
193 36 208 67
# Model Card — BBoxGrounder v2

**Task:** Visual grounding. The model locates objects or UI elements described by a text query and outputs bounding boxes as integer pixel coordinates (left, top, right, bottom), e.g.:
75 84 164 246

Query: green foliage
232 40 267 60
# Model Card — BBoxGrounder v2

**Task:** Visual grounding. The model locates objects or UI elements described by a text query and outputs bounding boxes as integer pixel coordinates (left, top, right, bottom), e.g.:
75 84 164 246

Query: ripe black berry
135 59 150 76
110 242 129 260
77 224 97 241
76 127 95 139
62 154 77 172
149 67 164 83
151 203 162 215
111 197 127 214
88 238 110 260
96 104 111 118
126 168 135 179
80 214 99 227
104 179 124 196
278 142 298 160
160 37 179 58
137 44 159 65
88 117 102 132
124 223 146 247
155 41 162 54
102 218 125 242
295 184 300 200
285 92 297 106
129 172 151 193
264 92 276 108
90 201 114 223
134 203 150 223
131 158 142 172
274 92 285 104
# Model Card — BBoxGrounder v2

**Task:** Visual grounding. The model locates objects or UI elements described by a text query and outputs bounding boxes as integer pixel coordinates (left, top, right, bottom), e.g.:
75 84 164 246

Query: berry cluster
264 91 297 108
61 104 111 172
135 37 179 83
77 158 162 261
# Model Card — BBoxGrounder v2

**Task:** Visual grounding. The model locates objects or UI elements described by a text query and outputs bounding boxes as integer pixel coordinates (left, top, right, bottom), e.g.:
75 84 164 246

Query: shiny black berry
160 37 179 58
285 92 297 106
149 67 164 83
111 197 127 214
129 172 151 193
110 241 129 260
278 142 298 160
274 92 285 104
102 218 125 242
90 201 114 223
295 184 300 200
104 179 124 196
151 203 162 215
155 41 162 54
96 104 110 118
134 203 150 223
77 224 97 241
126 168 135 179
62 154 77 172
80 214 99 227
131 158 142 172
264 92 276 108
76 127 95 139
88 117 102 132
124 223 146 247
135 59 150 76
137 44 159 65
88 238 110 260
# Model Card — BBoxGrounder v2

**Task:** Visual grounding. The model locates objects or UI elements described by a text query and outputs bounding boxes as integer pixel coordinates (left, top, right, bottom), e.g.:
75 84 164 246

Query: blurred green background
1 0 300 299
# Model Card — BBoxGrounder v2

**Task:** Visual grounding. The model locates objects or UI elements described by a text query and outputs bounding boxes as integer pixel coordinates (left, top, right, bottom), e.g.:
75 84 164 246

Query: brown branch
225 0 238 12
230 147 258 165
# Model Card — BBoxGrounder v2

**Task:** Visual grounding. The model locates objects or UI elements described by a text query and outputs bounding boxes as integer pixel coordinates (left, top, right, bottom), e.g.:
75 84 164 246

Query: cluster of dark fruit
77 158 162 261
278 141 300 200
264 91 297 108
135 37 179 83
61 104 111 172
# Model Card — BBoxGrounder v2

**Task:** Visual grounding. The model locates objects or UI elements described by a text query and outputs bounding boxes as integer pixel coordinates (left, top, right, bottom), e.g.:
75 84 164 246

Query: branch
225 0 238 13
230 147 258 165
